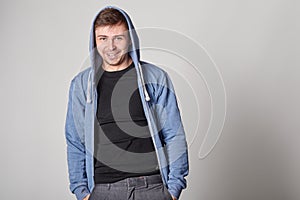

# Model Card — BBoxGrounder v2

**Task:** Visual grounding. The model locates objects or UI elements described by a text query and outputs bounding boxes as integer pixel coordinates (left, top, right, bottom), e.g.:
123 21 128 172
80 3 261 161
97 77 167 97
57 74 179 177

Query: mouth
106 52 120 60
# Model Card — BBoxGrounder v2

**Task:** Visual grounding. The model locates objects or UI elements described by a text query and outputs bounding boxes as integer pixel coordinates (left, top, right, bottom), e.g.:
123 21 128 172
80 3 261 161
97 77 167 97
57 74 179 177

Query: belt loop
107 183 111 190
144 176 148 188
127 177 130 190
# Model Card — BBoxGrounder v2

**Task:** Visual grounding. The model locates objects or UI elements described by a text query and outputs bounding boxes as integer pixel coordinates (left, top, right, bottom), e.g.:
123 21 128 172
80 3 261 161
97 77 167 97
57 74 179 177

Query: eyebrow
96 34 126 38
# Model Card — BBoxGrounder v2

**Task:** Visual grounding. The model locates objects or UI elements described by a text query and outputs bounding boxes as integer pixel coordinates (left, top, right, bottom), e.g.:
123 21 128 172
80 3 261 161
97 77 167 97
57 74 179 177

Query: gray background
0 0 299 199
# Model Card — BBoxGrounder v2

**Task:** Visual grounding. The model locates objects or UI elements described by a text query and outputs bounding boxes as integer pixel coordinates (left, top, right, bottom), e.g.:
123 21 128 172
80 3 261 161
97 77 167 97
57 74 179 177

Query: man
65 6 188 200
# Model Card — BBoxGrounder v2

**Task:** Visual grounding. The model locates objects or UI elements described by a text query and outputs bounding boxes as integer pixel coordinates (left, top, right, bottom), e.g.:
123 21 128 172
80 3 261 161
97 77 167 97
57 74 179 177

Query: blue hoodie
65 6 189 200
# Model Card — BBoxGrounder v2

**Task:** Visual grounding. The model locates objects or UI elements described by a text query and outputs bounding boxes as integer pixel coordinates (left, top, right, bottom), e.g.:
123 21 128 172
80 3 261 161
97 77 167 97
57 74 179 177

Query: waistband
94 174 163 188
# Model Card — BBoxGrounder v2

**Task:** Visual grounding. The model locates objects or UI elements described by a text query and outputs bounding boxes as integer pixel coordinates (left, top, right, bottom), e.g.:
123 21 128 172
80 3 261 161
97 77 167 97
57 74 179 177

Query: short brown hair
94 8 128 29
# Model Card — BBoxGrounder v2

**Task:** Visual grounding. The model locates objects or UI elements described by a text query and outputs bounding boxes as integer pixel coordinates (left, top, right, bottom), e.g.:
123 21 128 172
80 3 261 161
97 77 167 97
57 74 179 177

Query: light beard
102 54 132 71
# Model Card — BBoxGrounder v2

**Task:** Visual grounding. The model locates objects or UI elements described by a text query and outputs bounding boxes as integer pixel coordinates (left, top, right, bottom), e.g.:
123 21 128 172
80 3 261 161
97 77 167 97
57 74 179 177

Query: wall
0 0 298 199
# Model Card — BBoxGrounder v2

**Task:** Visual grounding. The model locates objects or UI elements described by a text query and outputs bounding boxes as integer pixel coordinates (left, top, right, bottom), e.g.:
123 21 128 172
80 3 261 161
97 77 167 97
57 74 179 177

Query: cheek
96 44 105 52
119 42 131 51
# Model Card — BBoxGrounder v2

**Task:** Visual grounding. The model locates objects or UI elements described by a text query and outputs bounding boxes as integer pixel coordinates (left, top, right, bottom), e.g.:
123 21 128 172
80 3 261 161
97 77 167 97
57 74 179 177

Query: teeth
107 53 118 59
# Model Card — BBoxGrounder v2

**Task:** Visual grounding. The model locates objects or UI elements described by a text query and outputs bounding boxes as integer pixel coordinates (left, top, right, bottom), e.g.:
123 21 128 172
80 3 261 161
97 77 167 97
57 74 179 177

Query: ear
128 43 133 52
127 37 132 51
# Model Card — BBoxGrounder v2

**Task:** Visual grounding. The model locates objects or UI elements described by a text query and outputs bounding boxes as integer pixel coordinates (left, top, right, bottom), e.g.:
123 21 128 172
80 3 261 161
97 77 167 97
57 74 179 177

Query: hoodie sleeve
65 79 90 200
155 72 189 199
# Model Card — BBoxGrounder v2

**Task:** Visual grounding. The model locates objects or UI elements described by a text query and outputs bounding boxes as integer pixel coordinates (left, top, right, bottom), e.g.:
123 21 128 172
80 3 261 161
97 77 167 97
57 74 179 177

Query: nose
108 38 116 51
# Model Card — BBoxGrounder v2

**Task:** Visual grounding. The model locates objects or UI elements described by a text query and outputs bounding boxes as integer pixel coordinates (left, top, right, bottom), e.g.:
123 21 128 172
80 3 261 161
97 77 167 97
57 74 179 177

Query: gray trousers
89 174 173 200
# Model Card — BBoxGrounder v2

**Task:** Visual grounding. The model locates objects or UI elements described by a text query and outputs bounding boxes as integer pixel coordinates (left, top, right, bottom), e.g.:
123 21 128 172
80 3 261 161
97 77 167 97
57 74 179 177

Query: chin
108 61 121 66
104 61 121 67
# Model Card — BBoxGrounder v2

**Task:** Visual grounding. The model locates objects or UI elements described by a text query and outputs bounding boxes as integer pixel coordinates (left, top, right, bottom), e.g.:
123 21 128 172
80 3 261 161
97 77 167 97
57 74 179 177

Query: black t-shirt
94 63 159 184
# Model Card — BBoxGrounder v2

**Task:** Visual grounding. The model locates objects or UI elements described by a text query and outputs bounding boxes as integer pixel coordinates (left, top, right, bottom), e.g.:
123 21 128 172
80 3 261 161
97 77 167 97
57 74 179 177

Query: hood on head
89 6 140 72
86 5 150 103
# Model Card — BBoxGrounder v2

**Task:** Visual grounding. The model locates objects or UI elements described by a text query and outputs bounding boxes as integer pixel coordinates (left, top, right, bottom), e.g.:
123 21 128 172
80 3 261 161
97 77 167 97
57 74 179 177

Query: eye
98 37 107 41
115 36 123 41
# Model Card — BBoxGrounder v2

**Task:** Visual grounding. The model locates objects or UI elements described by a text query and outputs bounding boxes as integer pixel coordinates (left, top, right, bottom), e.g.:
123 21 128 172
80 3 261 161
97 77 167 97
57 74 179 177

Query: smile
106 52 120 59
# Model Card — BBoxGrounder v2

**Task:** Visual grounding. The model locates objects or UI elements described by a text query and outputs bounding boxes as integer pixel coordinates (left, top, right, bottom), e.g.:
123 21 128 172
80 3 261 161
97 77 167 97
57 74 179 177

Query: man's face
95 23 131 69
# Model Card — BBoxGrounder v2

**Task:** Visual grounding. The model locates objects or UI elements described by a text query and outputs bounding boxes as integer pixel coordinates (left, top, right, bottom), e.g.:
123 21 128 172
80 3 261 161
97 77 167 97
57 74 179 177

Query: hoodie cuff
168 188 182 200
74 185 90 200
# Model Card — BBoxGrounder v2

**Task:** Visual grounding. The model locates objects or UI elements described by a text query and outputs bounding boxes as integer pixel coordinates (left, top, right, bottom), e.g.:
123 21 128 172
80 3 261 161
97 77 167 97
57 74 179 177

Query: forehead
95 23 128 36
